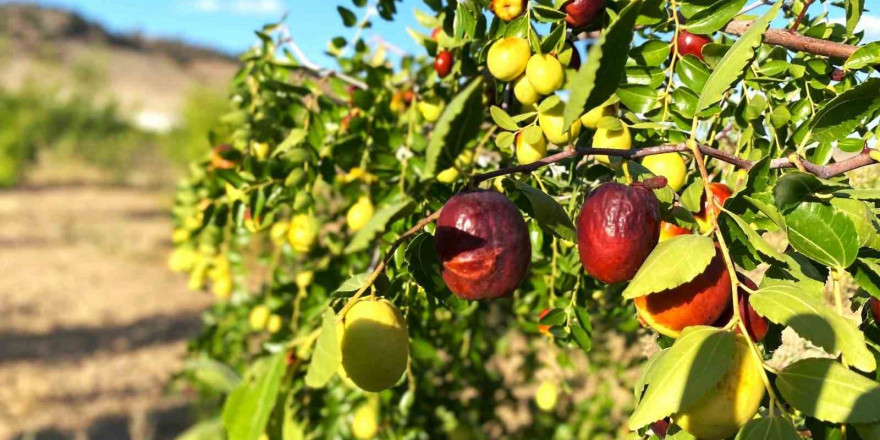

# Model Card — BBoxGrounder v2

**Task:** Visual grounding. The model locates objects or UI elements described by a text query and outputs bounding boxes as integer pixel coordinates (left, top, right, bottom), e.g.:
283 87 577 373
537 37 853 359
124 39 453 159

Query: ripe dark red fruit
569 47 581 70
869 297 880 323
435 50 453 78
676 31 711 61
577 182 660 284
635 244 732 337
563 0 605 29
651 419 669 438
697 182 733 222
435 191 531 300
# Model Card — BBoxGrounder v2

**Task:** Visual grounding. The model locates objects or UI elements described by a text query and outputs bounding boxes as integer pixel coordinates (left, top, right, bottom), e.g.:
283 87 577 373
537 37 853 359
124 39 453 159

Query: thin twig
724 19 857 59
788 0 815 33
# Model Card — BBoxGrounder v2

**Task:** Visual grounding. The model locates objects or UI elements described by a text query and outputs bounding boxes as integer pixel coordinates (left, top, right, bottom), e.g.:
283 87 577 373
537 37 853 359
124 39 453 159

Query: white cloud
183 0 285 16
831 13 880 42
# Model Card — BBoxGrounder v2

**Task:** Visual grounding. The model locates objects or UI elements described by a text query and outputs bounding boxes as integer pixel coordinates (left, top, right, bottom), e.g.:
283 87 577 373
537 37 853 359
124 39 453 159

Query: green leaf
776 358 880 423
345 197 414 254
333 272 371 296
844 42 880 70
734 416 800 440
831 198 878 247
785 202 859 270
223 352 287 440
183 358 242 393
623 235 715 299
854 422 880 440
617 84 659 113
337 6 358 27
495 131 515 149
176 418 224 440
628 327 735 429
750 284 875 372
845 0 865 35
852 258 880 299
404 234 467 311
810 78 880 143
721 209 785 263
507 180 577 242
676 55 711 92
773 172 825 213
631 40 671 67
562 0 641 130
684 0 747 34
490 106 519 131
696 0 782 112
424 77 484 177
770 105 791 128
304 309 341 388
531 4 568 21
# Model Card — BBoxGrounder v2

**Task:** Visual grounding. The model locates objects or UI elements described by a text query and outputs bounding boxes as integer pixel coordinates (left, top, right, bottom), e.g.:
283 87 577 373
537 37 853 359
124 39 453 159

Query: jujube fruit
487 37 530 82
723 275 769 342
339 299 409 392
634 244 732 338
435 50 453 78
288 213 319 252
870 297 880 323
673 334 765 439
418 97 445 122
526 54 565 95
346 196 374 232
435 191 531 300
515 131 547 165
658 221 690 242
592 124 632 164
642 153 687 191
211 144 239 170
578 104 614 130
538 96 582 145
696 182 733 232
577 182 660 284
563 0 605 28
490 0 526 21
352 404 379 439
676 31 711 61
513 75 540 105
535 380 558 412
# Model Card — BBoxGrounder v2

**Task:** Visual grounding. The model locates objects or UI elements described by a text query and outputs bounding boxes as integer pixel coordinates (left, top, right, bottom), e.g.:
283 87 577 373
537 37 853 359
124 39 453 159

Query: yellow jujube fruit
168 247 196 272
436 149 474 183
249 305 271 331
526 54 564 95
418 97 445 122
288 214 318 253
592 124 632 164
642 153 688 192
515 131 547 165
673 335 766 440
535 380 558 412
266 314 283 334
212 276 233 300
487 37 530 82
339 299 409 392
579 105 615 129
352 404 378 439
538 97 581 145
347 196 375 232
513 75 540 106
296 270 314 289
270 221 289 245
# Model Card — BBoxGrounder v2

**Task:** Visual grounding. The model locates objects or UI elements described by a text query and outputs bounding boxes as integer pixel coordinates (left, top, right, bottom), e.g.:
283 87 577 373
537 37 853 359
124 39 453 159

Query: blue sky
11 0 880 69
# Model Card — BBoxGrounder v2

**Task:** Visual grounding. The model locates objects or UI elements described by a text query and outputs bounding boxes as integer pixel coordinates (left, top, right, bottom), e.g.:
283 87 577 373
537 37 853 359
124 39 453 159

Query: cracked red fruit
538 308 552 336
563 0 605 28
659 221 691 242
635 244 732 338
577 182 660 284
676 31 711 61
435 191 531 300
435 50 453 78
869 297 880 323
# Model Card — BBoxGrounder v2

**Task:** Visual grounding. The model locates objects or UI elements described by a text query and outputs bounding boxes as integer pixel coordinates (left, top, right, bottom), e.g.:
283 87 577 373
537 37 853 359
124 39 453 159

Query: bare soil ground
0 182 212 440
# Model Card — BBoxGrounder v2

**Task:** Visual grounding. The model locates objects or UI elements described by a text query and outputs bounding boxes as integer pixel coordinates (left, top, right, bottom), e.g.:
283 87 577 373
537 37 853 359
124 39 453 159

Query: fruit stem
336 209 443 323
688 117 788 418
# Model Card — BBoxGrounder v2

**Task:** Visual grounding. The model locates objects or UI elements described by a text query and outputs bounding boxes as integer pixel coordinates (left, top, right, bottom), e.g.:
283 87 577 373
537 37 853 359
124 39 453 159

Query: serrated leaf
562 0 641 130
734 416 800 440
184 358 242 393
785 202 859 270
617 84 659 113
623 235 715 299
845 0 865 35
345 198 414 254
721 209 786 263
631 40 671 67
676 55 711 92
773 172 825 213
831 198 877 247
425 77 484 177
490 106 519 131
810 78 880 143
176 418 225 440
852 258 880 299
223 352 287 440
750 284 875 372
776 358 880 423
337 6 357 27
844 42 880 70
696 0 782 112
684 0 747 34
304 309 340 388
334 272 371 296
629 327 735 429
507 180 576 242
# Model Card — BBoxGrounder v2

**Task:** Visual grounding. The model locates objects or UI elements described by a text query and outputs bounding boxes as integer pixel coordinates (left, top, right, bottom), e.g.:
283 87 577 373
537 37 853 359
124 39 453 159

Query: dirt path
0 184 212 440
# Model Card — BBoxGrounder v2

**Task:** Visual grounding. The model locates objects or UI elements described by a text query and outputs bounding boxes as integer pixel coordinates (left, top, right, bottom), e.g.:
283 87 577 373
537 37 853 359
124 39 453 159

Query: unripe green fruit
487 37 530 82
642 153 687 191
339 299 409 392
513 75 540 105
579 105 614 129
526 54 564 95
538 97 582 145
592 124 631 164
515 131 547 165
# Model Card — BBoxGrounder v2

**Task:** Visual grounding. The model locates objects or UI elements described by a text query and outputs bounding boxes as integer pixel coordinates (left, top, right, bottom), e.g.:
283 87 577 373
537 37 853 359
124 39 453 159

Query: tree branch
724 20 858 59
471 143 878 184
